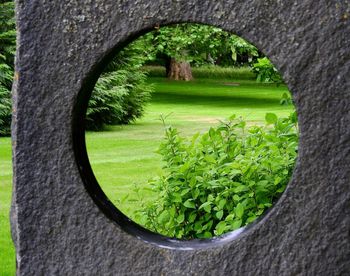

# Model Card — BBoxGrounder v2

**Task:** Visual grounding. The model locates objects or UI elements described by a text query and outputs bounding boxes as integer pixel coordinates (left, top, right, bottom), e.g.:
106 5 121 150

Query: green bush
86 38 154 130
252 57 283 83
136 113 298 239
86 69 152 130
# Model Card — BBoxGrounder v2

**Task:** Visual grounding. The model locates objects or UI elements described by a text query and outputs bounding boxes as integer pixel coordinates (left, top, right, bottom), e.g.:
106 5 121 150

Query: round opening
73 23 298 248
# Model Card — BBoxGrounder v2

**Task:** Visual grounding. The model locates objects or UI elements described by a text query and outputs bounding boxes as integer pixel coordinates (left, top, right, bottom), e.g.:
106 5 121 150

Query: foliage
139 24 259 66
252 57 282 83
86 36 154 130
0 84 11 135
87 69 153 130
0 1 15 69
136 113 298 239
0 1 15 136
225 34 259 66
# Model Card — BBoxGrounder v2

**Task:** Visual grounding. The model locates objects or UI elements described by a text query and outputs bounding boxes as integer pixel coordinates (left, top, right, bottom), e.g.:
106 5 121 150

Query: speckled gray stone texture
11 0 350 275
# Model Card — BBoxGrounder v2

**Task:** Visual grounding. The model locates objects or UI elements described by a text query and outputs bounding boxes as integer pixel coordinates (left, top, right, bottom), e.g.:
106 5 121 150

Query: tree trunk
167 58 193 81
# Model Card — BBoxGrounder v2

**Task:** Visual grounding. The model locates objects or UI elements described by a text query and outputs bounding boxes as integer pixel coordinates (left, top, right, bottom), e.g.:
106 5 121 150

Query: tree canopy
124 24 259 80
141 24 259 65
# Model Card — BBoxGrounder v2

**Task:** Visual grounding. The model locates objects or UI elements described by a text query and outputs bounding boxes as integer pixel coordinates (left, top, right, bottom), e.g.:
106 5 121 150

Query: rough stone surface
11 0 350 275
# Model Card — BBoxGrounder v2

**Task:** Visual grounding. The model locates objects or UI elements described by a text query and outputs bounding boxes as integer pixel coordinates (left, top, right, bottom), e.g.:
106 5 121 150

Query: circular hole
74 23 298 247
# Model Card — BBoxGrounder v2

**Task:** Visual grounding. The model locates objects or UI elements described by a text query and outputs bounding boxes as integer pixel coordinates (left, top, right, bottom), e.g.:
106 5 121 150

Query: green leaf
247 215 257 223
209 127 216 138
184 199 196 209
188 212 197 223
204 155 216 163
180 188 191 196
231 219 242 230
202 231 212 238
192 188 200 199
237 121 246 129
158 210 170 224
233 194 240 201
203 220 213 231
231 47 237 61
216 210 224 220
199 201 212 212
218 199 227 209
207 194 215 202
234 185 249 193
229 169 241 176
215 221 227 235
177 213 185 223
225 214 235 221
172 193 183 203
194 221 203 232
229 114 236 121
179 162 191 173
235 203 244 219
169 206 176 217
265 113 278 124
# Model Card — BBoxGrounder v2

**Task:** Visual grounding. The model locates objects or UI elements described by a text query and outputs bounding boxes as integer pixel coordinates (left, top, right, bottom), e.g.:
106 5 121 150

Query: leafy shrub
252 57 283 83
0 1 16 136
136 113 298 239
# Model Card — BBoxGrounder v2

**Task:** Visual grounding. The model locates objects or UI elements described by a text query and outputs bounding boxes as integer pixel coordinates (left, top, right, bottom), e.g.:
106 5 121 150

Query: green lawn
0 77 294 275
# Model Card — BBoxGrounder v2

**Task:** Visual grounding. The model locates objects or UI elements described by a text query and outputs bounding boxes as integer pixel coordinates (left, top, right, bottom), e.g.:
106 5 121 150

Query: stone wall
11 0 350 274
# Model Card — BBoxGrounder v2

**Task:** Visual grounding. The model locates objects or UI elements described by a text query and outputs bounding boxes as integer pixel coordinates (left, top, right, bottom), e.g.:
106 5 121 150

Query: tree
0 1 15 136
141 24 259 81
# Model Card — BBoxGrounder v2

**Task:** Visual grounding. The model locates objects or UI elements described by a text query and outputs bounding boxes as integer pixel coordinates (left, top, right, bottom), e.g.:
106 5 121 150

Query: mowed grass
0 137 14 276
0 77 294 274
